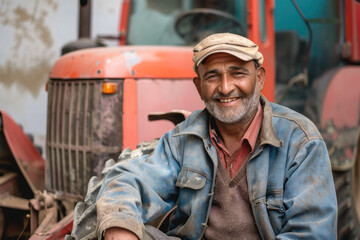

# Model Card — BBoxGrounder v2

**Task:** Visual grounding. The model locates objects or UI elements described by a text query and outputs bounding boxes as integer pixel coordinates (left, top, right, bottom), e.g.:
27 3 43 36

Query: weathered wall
0 0 121 154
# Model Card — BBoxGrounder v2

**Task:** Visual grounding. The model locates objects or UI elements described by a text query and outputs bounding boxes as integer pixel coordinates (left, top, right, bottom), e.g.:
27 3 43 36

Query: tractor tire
334 163 360 239
333 170 360 239
0 208 4 240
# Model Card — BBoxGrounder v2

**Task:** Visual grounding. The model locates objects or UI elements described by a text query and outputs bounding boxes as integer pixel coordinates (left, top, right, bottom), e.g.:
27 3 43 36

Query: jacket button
279 206 285 213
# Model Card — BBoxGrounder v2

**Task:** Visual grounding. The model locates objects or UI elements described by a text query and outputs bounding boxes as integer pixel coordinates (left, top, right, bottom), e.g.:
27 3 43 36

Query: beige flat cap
193 33 264 71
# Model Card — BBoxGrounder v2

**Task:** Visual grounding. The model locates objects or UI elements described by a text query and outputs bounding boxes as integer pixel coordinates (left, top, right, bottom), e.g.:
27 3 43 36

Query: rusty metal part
30 204 39 237
0 171 31 238
29 191 57 235
0 171 29 210
30 191 56 211
30 211 73 240
148 110 192 125
31 206 58 236
46 80 124 201
0 195 29 211
0 110 45 194
0 110 41 240
0 172 19 194
28 189 73 239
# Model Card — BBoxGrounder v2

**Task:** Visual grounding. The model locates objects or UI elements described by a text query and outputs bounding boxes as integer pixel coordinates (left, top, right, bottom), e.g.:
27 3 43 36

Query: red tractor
0 0 359 239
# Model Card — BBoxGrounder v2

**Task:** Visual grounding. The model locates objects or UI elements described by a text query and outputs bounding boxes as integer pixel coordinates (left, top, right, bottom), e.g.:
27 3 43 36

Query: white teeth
219 98 236 103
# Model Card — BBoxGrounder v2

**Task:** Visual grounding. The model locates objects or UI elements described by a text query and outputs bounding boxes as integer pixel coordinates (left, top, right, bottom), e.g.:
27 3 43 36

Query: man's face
193 53 265 125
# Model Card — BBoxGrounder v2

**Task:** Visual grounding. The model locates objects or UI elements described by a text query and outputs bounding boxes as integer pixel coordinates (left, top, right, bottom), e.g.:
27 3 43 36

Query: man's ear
193 77 203 100
256 66 266 91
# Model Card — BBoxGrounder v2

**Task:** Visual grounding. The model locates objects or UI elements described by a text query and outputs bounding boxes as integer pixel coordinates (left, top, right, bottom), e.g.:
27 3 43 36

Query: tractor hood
50 46 196 79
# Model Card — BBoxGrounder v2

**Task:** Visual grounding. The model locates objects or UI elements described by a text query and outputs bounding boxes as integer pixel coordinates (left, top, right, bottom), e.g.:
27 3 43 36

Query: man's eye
233 72 244 76
205 75 218 80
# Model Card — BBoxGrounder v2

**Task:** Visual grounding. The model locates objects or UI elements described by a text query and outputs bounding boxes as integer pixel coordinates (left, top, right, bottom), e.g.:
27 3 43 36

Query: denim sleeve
277 139 338 239
95 129 182 240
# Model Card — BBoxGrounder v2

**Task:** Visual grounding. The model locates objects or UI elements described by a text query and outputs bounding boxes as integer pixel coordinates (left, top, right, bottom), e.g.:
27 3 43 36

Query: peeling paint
123 51 141 76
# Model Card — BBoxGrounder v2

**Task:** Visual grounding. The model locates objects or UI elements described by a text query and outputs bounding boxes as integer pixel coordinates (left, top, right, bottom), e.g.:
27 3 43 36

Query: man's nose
218 74 234 95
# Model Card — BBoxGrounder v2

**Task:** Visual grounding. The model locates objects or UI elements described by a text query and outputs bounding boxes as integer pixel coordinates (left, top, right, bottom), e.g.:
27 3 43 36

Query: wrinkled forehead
199 53 254 73
197 53 256 78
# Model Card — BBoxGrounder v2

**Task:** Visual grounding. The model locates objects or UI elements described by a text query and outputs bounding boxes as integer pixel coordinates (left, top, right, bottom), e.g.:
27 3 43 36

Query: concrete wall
0 0 122 155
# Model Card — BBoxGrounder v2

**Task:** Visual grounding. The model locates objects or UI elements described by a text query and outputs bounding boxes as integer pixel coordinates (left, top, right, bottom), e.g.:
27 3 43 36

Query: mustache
211 90 246 100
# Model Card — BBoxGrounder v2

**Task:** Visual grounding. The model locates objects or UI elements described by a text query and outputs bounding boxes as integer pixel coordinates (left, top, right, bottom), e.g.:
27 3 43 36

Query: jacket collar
258 95 282 148
173 109 210 139
174 95 282 148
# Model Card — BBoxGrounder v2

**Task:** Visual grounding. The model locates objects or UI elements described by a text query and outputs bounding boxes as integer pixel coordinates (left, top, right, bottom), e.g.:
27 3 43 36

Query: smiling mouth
217 97 239 103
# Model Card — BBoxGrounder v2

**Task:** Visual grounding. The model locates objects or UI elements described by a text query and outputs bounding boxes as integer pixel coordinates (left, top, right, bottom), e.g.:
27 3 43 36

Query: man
96 33 337 239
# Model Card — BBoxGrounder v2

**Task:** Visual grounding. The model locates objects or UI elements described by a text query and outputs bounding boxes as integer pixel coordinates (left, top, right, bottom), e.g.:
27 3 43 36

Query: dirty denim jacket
96 96 337 240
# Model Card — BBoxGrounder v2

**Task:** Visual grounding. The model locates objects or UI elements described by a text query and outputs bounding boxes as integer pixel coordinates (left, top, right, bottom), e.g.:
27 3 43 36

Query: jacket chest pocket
176 169 207 189
175 169 208 216
266 191 285 235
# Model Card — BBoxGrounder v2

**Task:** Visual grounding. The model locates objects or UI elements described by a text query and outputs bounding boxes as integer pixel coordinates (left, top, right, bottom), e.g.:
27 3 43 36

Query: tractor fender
0 110 45 193
305 66 360 171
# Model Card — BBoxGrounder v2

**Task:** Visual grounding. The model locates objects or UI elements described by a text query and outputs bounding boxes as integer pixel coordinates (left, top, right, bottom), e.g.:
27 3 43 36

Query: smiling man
93 33 337 240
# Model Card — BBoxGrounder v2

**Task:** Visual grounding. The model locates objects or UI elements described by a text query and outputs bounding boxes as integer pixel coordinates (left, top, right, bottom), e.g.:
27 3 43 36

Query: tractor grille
46 80 124 201
46 80 96 200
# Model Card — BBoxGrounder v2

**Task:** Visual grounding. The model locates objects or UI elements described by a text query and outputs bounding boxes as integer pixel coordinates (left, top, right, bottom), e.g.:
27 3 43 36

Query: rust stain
46 0 59 11
2 4 55 50
0 58 53 97
0 1 58 97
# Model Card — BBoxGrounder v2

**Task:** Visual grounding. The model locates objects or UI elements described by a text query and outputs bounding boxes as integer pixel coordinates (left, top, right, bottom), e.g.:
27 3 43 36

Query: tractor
0 0 359 239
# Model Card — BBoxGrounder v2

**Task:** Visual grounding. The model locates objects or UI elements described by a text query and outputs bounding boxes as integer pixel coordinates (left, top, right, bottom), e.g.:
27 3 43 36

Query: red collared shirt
210 103 263 178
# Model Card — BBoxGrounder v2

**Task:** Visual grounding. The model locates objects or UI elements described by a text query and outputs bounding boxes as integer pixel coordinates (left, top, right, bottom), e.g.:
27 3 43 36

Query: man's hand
104 227 139 240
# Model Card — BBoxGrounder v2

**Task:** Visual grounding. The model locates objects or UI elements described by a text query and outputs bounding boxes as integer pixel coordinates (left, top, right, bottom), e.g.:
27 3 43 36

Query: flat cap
193 33 264 71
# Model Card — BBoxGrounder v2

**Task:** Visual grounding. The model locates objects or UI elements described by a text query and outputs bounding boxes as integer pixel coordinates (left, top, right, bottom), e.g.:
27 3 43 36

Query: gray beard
204 83 260 125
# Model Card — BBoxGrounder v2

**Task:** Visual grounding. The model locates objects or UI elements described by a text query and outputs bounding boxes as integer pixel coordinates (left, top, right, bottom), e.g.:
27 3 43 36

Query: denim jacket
96 96 337 240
